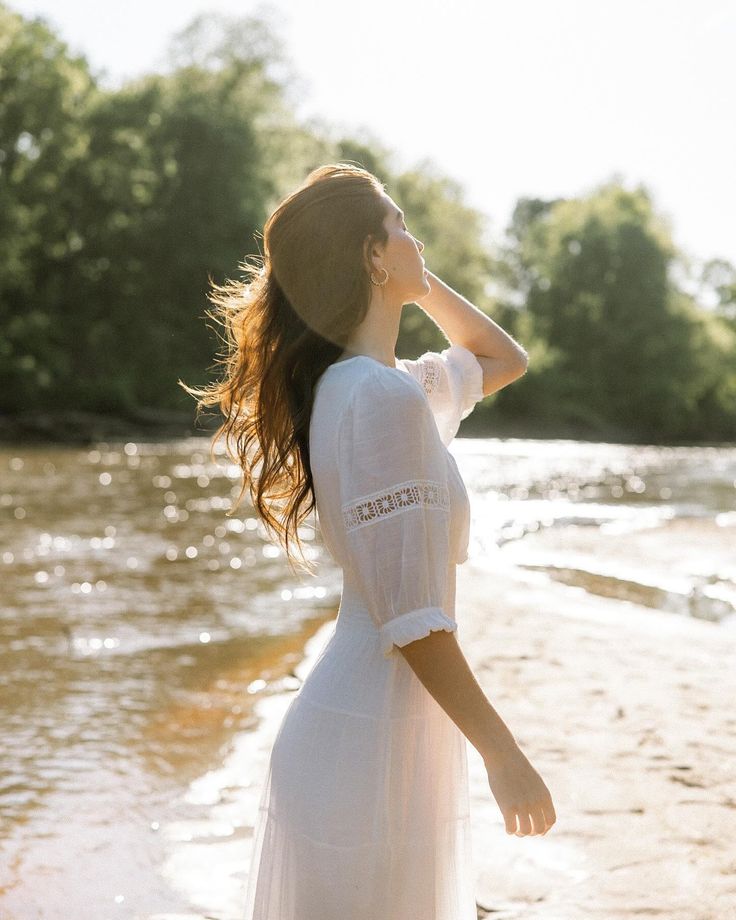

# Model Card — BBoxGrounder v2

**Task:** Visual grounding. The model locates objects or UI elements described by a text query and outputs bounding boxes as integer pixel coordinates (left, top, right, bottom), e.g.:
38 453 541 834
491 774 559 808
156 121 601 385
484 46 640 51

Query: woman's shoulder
315 356 427 429
330 355 426 405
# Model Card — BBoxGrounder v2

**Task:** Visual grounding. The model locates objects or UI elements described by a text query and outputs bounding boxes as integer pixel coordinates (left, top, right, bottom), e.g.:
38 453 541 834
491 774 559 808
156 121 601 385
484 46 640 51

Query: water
0 439 338 918
1 435 734 918
456 439 736 625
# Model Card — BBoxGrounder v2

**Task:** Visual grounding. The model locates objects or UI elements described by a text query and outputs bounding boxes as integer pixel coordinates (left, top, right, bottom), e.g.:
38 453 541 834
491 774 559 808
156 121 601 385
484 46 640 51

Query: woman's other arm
399 628 557 837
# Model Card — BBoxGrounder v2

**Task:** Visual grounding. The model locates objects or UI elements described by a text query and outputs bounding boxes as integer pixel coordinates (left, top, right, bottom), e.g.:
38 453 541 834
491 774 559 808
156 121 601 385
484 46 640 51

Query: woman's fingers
509 801 557 836
503 807 518 835
541 799 557 833
514 809 533 836
486 751 557 837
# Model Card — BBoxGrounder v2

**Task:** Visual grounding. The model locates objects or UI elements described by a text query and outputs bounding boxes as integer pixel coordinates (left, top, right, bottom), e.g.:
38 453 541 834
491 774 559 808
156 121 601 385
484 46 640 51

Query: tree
0 3 97 407
512 180 707 440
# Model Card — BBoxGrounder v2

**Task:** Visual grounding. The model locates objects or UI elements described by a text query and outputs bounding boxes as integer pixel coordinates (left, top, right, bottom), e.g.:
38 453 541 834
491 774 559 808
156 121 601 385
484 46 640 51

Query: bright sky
9 0 736 290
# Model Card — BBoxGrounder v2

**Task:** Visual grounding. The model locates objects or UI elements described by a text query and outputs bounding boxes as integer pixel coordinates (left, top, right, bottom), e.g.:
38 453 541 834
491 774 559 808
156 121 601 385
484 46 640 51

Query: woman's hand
484 742 557 836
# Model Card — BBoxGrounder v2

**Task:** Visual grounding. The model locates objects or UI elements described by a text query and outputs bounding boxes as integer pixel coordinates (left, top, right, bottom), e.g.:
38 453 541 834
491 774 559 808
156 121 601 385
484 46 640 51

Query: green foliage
0 3 733 442
492 180 735 441
0 5 299 411
0 4 97 405
700 257 736 324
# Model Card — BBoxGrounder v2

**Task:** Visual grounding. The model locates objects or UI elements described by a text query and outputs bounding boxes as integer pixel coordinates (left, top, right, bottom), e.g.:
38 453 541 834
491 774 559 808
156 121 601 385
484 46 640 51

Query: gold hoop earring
370 268 389 286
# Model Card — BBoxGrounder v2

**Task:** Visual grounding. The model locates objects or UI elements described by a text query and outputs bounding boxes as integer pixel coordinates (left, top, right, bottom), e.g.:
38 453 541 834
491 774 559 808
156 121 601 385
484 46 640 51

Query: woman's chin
403 275 432 304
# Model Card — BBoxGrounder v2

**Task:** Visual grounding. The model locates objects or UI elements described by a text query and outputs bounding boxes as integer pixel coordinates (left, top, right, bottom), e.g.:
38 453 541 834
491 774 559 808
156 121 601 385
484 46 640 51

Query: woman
183 163 556 920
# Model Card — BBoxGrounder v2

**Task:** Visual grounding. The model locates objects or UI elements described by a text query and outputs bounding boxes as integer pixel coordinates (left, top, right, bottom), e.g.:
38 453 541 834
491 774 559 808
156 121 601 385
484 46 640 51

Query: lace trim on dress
417 360 442 396
342 478 450 532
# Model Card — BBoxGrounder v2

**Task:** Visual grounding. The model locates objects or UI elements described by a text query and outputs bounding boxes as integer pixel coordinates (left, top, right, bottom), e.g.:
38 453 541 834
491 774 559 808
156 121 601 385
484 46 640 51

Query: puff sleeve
337 368 457 659
398 343 485 447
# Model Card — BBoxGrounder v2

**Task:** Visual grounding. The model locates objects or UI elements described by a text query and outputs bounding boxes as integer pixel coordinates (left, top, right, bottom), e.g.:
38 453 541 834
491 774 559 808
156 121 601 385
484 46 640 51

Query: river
1 435 734 919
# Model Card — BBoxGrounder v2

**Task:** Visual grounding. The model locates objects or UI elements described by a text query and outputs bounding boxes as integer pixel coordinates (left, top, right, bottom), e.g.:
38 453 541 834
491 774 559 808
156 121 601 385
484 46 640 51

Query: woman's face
371 194 430 303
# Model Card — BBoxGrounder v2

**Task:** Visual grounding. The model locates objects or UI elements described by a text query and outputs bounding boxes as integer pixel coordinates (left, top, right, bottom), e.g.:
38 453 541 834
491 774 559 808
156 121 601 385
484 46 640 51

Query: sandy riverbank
151 551 736 920
461 557 736 920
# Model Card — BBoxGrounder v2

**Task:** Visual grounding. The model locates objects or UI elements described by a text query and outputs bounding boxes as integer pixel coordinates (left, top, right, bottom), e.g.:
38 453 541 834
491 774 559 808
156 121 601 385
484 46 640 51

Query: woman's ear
363 235 383 275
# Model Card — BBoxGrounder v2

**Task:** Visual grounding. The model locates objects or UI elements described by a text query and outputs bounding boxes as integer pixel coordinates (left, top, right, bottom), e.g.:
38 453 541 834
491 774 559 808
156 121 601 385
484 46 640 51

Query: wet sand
461 556 736 919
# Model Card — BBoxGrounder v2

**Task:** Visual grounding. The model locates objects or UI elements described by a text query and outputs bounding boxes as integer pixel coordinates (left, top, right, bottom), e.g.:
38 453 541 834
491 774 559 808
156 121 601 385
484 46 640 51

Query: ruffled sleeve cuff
379 606 458 659
443 344 485 420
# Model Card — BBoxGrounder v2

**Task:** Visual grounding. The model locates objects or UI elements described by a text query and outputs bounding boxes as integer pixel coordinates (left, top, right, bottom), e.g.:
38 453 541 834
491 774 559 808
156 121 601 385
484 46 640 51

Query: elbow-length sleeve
337 368 457 659
398 343 485 447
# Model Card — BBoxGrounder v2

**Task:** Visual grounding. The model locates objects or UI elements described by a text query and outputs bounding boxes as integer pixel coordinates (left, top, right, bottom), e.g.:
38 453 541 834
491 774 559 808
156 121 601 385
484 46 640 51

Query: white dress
242 344 486 920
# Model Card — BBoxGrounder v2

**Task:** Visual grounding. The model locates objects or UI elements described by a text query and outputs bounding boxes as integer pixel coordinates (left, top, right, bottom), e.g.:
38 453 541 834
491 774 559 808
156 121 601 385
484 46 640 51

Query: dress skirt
242 579 477 920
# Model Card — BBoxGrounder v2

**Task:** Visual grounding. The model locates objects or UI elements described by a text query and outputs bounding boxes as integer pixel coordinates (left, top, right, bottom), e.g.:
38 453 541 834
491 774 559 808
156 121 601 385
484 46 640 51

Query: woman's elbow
510 349 529 378
479 352 528 397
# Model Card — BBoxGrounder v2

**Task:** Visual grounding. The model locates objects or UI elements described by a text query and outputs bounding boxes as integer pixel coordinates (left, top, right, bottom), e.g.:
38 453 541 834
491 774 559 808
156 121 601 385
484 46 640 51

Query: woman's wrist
478 725 521 768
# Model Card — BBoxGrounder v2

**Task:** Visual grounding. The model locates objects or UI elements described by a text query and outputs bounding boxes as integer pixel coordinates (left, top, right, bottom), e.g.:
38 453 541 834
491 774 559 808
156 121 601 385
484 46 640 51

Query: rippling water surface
1 435 734 918
459 438 736 624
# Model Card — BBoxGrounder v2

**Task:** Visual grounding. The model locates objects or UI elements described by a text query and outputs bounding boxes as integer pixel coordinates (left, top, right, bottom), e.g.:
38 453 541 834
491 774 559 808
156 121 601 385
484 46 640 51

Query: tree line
1 3 734 444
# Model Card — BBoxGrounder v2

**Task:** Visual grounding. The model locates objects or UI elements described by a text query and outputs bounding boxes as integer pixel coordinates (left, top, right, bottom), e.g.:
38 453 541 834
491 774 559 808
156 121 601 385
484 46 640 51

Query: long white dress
242 344 486 920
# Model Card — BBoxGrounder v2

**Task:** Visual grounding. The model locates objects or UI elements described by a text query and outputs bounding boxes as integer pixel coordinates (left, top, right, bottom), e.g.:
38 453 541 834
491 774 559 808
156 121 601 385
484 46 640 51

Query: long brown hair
179 163 390 574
